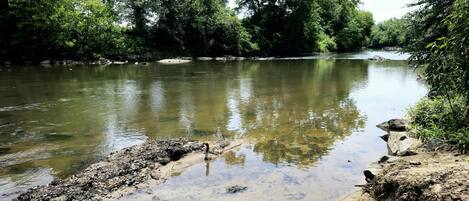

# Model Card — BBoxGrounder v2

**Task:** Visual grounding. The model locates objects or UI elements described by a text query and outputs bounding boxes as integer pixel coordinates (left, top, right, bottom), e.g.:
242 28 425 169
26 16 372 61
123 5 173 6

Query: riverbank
349 119 469 201
15 139 241 201
0 50 407 66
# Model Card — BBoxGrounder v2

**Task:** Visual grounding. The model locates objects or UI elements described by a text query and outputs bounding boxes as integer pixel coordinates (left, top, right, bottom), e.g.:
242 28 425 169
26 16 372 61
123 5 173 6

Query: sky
227 0 415 23
360 0 414 22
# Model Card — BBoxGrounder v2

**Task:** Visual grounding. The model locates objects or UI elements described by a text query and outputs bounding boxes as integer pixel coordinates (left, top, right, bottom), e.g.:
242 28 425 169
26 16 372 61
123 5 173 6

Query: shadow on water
0 56 425 200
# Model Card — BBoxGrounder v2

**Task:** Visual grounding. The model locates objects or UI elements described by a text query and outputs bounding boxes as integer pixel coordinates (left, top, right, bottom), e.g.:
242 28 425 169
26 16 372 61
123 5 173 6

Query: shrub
408 96 469 153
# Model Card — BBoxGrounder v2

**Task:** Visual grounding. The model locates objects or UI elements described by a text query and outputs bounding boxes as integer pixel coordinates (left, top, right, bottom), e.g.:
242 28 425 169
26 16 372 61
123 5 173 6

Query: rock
378 156 389 164
98 58 111 65
16 139 207 201
369 55 387 61
40 60 51 65
387 132 422 156
425 138 449 151
380 134 389 142
409 161 421 165
215 57 227 61
364 170 376 183
196 57 213 61
377 119 408 132
157 59 191 64
364 163 382 183
226 185 247 194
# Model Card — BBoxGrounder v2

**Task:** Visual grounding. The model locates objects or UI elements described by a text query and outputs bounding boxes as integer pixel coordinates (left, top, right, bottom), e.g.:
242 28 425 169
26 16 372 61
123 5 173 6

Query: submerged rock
226 185 248 194
368 55 388 61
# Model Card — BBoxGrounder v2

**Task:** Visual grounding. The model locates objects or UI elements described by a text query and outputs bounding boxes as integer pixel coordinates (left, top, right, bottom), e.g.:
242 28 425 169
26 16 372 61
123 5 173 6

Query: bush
408 96 469 153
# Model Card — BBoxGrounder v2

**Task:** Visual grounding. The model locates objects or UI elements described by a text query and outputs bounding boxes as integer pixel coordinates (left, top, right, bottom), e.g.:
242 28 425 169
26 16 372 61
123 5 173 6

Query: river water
0 51 427 200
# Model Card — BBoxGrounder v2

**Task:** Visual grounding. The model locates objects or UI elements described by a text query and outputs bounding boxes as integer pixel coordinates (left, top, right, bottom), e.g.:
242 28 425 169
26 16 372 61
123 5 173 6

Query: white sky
360 0 415 22
227 0 415 23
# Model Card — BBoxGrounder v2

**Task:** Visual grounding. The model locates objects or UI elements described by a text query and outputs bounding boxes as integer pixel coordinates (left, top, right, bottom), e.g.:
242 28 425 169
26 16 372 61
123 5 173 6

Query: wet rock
369 55 387 61
226 185 247 194
377 119 408 132
364 163 382 183
380 134 389 142
364 170 376 183
378 156 389 164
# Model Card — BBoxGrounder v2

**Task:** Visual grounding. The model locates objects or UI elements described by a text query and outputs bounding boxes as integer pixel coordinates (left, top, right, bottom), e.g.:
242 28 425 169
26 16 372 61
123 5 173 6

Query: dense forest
0 0 377 63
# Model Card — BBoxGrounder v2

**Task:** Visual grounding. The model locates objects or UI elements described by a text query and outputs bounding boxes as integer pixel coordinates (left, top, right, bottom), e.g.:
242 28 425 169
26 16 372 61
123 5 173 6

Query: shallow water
0 52 426 200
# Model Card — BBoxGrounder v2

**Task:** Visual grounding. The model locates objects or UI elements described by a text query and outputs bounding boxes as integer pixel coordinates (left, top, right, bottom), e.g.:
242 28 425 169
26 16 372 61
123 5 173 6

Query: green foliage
317 32 337 53
369 17 410 48
409 97 469 152
405 0 469 119
1 0 378 61
239 0 373 55
335 10 374 51
405 0 469 152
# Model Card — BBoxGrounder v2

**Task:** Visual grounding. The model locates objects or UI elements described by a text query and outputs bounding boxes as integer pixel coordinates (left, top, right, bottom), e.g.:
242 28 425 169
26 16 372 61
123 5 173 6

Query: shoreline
344 119 469 201
0 49 407 66
15 139 242 201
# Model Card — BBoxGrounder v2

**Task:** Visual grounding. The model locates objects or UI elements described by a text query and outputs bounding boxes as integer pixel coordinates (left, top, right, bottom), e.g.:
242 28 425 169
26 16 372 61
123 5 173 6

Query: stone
378 156 390 164
364 163 382 183
369 55 387 61
364 170 375 183
196 57 213 61
40 60 51 65
409 161 422 165
377 119 408 132
226 185 247 194
387 132 422 156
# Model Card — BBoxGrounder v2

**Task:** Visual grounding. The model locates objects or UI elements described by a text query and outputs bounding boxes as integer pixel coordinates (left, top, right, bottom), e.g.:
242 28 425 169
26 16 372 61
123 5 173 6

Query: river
0 51 427 200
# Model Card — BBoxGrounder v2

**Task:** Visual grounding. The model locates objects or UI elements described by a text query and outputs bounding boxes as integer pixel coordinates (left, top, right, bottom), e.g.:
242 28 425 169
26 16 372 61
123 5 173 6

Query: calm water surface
0 52 426 200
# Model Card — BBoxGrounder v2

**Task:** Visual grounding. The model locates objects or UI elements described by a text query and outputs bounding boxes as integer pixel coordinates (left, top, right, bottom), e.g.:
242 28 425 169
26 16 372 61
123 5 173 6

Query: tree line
0 0 378 63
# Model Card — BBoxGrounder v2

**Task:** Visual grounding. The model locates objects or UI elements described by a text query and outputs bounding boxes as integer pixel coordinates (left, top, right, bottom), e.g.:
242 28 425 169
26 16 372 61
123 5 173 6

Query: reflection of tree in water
223 151 246 167
251 98 366 167
237 60 368 167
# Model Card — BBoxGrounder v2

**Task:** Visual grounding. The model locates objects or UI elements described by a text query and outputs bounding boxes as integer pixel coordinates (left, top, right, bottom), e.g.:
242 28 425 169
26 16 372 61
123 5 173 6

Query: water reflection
0 58 423 200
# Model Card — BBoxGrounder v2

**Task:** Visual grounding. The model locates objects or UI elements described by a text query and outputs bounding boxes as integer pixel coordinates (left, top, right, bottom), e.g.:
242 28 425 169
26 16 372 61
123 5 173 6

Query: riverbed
0 51 427 200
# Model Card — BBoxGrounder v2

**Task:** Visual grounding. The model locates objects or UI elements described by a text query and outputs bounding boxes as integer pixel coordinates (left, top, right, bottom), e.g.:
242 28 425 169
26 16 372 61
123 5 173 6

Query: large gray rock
377 119 408 132
387 132 422 156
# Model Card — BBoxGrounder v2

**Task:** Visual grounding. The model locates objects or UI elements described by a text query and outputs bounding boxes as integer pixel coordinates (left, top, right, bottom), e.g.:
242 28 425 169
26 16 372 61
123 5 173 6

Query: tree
369 17 410 48
335 10 374 51
405 0 469 151
238 0 372 55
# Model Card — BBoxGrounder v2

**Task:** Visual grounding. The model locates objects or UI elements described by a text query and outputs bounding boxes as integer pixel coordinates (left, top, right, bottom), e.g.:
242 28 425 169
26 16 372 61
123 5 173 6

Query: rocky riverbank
15 139 241 201
348 119 469 201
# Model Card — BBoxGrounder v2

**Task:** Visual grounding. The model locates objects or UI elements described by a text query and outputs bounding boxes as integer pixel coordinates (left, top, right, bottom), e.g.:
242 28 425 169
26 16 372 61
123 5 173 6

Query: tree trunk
132 3 145 35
